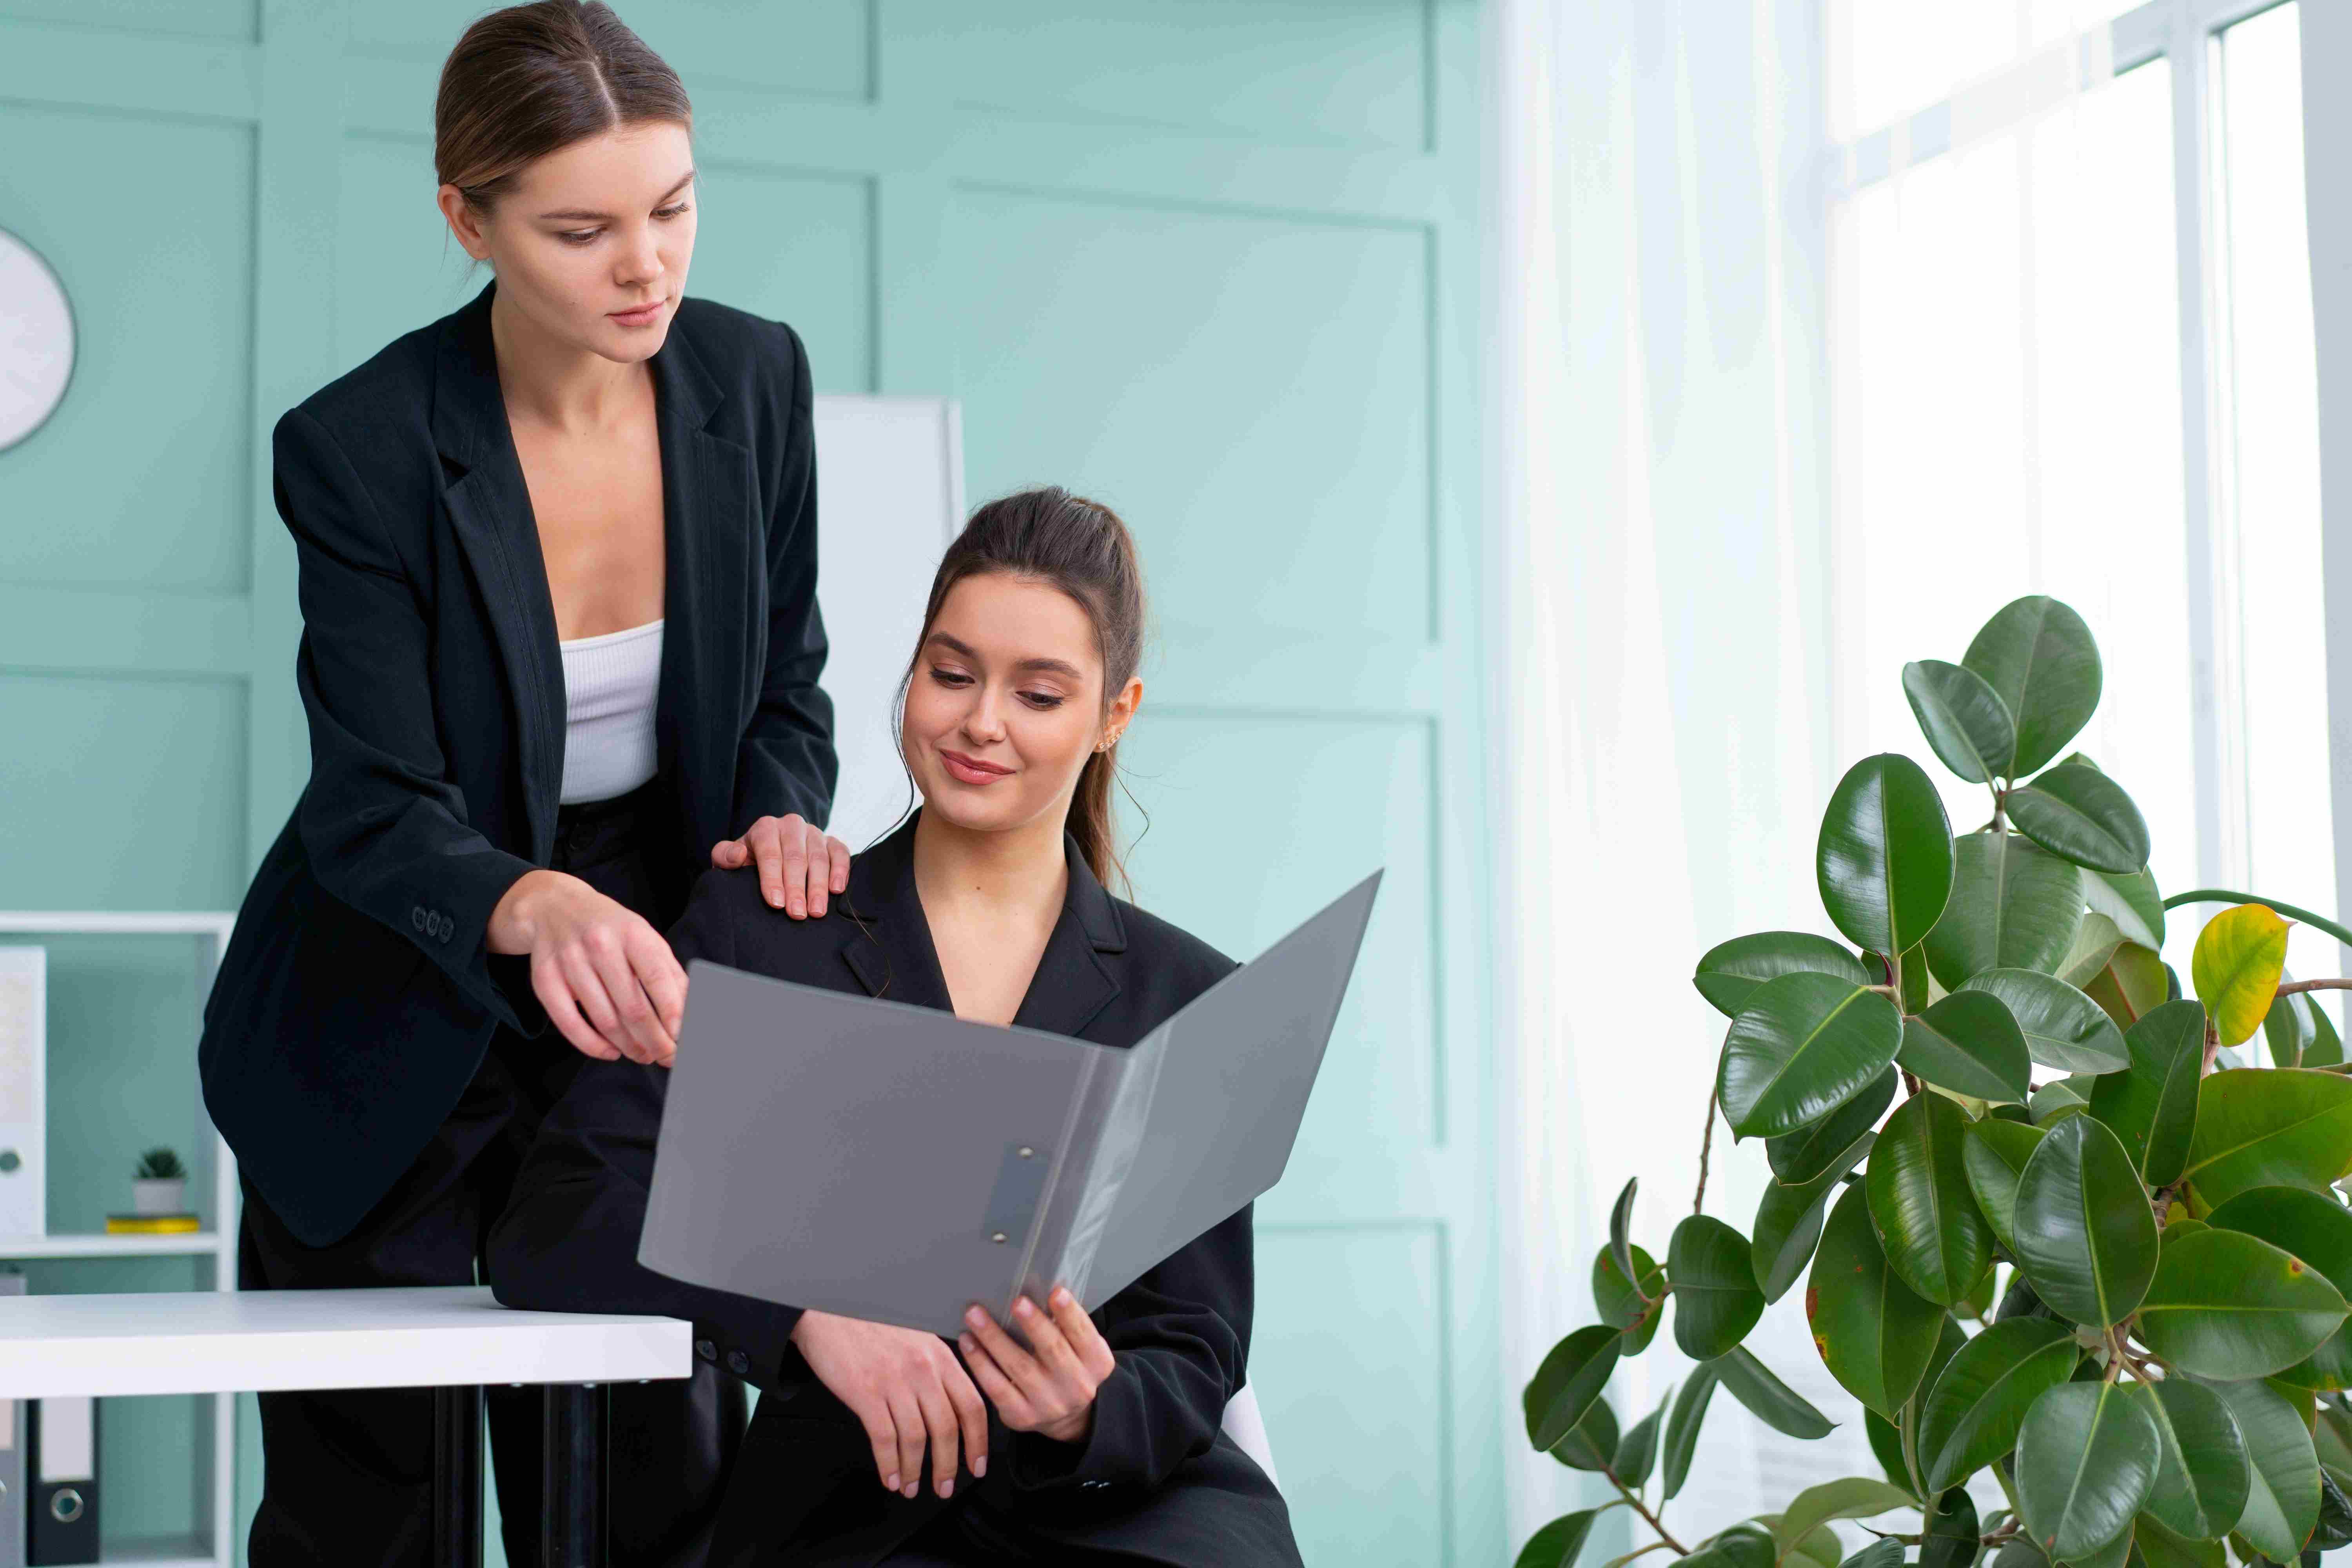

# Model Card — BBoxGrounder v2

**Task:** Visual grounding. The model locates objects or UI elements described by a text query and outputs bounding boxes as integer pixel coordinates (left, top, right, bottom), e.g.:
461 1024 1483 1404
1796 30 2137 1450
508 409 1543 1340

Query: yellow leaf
2191 903 2292 1047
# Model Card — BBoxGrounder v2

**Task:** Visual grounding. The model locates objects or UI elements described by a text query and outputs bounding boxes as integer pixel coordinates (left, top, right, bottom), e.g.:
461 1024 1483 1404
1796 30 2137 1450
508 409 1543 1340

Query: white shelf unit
0 913 239 1568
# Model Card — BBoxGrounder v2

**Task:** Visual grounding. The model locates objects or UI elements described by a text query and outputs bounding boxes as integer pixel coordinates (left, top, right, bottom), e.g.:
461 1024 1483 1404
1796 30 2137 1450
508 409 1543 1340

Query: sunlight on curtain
1833 0 2142 135
2216 5 2338 999
1830 62 2198 899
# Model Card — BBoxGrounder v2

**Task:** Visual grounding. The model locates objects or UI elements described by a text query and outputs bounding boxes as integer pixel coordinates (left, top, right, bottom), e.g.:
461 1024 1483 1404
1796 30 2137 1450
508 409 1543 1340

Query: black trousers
238 781 745 1567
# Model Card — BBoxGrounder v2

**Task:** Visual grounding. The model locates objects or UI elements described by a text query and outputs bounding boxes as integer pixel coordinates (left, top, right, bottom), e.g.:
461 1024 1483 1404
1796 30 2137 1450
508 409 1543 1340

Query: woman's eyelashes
554 203 691 246
924 666 1066 710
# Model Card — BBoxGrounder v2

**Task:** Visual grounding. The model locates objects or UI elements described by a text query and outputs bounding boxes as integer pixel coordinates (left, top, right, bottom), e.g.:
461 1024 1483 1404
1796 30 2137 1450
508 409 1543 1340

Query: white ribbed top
557 619 663 805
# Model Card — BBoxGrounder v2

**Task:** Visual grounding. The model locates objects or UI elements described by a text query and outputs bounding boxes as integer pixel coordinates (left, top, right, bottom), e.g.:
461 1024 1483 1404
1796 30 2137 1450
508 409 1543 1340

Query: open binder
638 871 1381 1337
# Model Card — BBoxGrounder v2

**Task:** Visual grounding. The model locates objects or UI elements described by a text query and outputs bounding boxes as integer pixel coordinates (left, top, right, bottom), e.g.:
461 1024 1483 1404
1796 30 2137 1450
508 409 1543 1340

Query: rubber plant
1519 595 2352 1568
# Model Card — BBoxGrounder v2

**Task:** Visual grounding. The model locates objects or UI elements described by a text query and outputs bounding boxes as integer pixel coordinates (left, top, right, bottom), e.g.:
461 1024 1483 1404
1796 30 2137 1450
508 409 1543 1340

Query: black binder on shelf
25 1396 94 1566
0 1271 22 1568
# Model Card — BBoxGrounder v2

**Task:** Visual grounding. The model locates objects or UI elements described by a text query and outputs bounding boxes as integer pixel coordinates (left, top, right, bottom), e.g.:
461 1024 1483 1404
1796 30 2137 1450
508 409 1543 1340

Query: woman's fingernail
1014 1298 1034 1318
903 1481 919 1499
938 1479 953 1499
886 1472 900 1491
971 1456 986 1478
965 1306 986 1329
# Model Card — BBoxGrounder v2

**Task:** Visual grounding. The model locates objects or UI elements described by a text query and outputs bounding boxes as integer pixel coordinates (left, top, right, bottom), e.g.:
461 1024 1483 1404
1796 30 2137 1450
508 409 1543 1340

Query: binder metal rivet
49 1488 80 1523
990 1232 1007 1244
1017 1147 1034 1159
0 1152 18 1173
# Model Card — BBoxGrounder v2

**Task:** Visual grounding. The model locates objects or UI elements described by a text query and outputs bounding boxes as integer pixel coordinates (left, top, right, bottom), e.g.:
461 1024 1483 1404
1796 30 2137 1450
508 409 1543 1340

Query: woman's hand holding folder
958 1289 1114 1445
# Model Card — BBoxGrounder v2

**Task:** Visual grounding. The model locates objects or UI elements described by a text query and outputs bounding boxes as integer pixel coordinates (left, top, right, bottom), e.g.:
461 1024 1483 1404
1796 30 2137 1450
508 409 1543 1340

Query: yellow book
105 1214 201 1235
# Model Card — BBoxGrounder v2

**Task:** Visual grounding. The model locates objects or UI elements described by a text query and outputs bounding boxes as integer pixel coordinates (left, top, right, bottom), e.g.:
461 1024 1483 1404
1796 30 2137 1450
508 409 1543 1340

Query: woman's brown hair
435 1 691 211
899 488 1148 894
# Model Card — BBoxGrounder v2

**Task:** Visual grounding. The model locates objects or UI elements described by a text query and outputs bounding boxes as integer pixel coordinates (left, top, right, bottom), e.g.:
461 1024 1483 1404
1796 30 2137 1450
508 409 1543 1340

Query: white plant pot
132 1178 185 1216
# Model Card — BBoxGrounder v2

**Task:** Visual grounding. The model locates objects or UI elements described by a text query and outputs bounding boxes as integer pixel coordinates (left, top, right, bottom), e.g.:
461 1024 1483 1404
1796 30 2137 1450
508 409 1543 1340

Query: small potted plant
132 1147 186 1217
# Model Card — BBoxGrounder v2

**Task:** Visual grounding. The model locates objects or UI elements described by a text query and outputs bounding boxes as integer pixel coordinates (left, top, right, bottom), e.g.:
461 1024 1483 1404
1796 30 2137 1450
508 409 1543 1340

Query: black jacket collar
428 280 753 865
837 813 1128 1040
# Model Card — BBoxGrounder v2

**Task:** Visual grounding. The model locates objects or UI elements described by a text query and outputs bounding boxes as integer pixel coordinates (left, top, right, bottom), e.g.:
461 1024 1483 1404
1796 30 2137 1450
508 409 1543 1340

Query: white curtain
1483 0 1857 1545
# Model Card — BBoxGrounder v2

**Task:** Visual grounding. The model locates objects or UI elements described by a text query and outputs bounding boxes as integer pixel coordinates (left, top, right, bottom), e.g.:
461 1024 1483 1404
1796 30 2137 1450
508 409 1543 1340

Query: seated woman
488 486 1303 1568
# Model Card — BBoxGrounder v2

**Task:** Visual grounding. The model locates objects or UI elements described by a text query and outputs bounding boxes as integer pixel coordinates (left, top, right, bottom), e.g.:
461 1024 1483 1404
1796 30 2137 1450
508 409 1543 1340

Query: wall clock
0 227 74 451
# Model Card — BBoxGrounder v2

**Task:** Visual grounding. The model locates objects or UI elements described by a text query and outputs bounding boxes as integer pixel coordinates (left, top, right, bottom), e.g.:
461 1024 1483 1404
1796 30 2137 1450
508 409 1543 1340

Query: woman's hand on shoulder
958 1289 1116 1446
789 1308 988 1500
710 813 849 919
487 869 682 1066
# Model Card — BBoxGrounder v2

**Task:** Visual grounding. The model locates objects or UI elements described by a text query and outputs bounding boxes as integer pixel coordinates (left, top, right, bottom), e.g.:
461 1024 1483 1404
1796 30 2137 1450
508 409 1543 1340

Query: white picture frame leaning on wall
0 948 47 1238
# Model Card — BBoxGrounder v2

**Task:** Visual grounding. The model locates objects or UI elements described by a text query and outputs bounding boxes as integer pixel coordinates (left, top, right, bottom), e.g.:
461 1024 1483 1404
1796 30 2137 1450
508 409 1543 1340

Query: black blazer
198 281 837 1248
487 816 1300 1568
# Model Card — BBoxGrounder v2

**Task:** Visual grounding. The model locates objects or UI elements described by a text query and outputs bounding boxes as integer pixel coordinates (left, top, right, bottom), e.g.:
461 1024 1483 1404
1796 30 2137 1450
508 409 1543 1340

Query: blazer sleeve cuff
410 844 541 1034
1004 1362 1155 1492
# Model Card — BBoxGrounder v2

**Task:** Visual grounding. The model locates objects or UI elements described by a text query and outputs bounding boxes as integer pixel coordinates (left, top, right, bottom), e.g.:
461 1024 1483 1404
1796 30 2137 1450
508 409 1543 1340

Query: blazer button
410 907 425 932
437 918 453 945
694 1339 716 1363
724 1349 750 1376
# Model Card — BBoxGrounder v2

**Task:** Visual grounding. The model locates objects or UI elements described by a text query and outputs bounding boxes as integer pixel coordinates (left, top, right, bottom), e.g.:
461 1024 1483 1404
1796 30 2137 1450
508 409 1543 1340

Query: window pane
1831 63 2194 894
1832 0 2143 134
2217 3 2337 1006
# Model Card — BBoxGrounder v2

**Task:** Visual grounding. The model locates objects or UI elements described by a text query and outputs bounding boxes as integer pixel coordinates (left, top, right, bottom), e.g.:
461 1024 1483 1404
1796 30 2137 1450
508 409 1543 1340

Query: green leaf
1916 1316 2079 1492
2086 1000 2205 1187
2085 867 2166 950
2008 766 2152 876
1865 1406 1915 1496
2130 1514 2224 1568
2135 1227 2349 1379
2033 1079 2093 1123
1929 831 2087 993
1670 1214 1766 1358
1818 753 1957 958
2191 904 2293 1050
2264 985 2318 1069
1608 1176 1638 1286
2061 913 2129 993
1869 1093 1997 1303
1960 969 2131 1074
1615 1389 1665 1488
1964 1118 2049 1254
2198 1376 2320 1562
1902 990 2034 1103
1685 1525 1778 1568
1515 1509 1606 1568
2307 999 2343 1069
1712 1343 1836 1438
1838 1543 1904 1568
2181 1068 2352 1212
2083 944 2171 1034
1991 1537 2053 1568
1771 1477 1918 1559
2061 1524 2133 1568
1549 1396 1618 1470
1962 595 2103 777
2014 1380 2160 1562
1755 1131 1876 1303
2013 1114 2160 1327
1720 974 1905 1140
1772 1068 1899 1183
2316 1403 2352 1489
1906 658 2019 785
1697 932 1876 1017
2131 1377 2250 1543
1921 1486 1980 1568
1661 1363 1717 1499
1524 1325 1621 1449
1768 1523 1844 1568
1958 1260 1998 1321
1809 1183 1944 1417
2203 1185 2352 1390
1592 1243 1666 1354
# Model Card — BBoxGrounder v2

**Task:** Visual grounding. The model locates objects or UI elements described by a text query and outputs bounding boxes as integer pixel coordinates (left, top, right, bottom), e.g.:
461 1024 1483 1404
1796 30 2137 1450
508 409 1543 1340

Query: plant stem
2203 1014 2221 1075
2163 889 2352 950
2277 978 2352 997
1992 1461 2024 1519
1693 1089 1718 1217
1606 1470 1690 1556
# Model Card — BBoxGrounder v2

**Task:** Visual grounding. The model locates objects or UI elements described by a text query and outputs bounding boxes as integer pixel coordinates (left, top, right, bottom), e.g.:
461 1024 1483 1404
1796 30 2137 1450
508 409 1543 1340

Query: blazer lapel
648 322 757 865
1010 835 1126 1041
432 282 564 862
834 819 953 1011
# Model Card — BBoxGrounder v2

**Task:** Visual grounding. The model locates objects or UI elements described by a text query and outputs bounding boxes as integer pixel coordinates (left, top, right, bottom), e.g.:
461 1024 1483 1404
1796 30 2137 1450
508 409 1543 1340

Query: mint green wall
0 2 1499 1562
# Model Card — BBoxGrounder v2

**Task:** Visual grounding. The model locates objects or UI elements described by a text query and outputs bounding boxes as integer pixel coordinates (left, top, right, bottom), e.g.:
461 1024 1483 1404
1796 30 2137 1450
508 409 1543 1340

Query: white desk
0 1286 690 1566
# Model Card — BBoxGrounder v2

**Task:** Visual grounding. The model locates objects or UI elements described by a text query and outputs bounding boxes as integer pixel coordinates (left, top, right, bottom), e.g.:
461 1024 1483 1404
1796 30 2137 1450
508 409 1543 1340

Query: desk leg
541 1382 608 1568
430 1386 483 1568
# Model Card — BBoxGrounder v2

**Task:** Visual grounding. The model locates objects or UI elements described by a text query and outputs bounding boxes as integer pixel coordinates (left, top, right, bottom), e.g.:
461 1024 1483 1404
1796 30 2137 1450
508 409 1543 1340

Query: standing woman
196 4 843 1562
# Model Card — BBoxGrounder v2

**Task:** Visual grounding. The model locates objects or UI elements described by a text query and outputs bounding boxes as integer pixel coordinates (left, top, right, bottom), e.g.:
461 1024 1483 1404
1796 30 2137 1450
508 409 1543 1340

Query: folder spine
1006 1047 1128 1320
25 1396 95 1566
0 1272 24 1568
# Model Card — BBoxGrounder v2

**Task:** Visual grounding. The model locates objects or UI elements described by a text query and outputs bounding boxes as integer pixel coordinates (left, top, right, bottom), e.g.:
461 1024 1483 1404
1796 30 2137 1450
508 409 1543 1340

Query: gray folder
638 871 1381 1337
